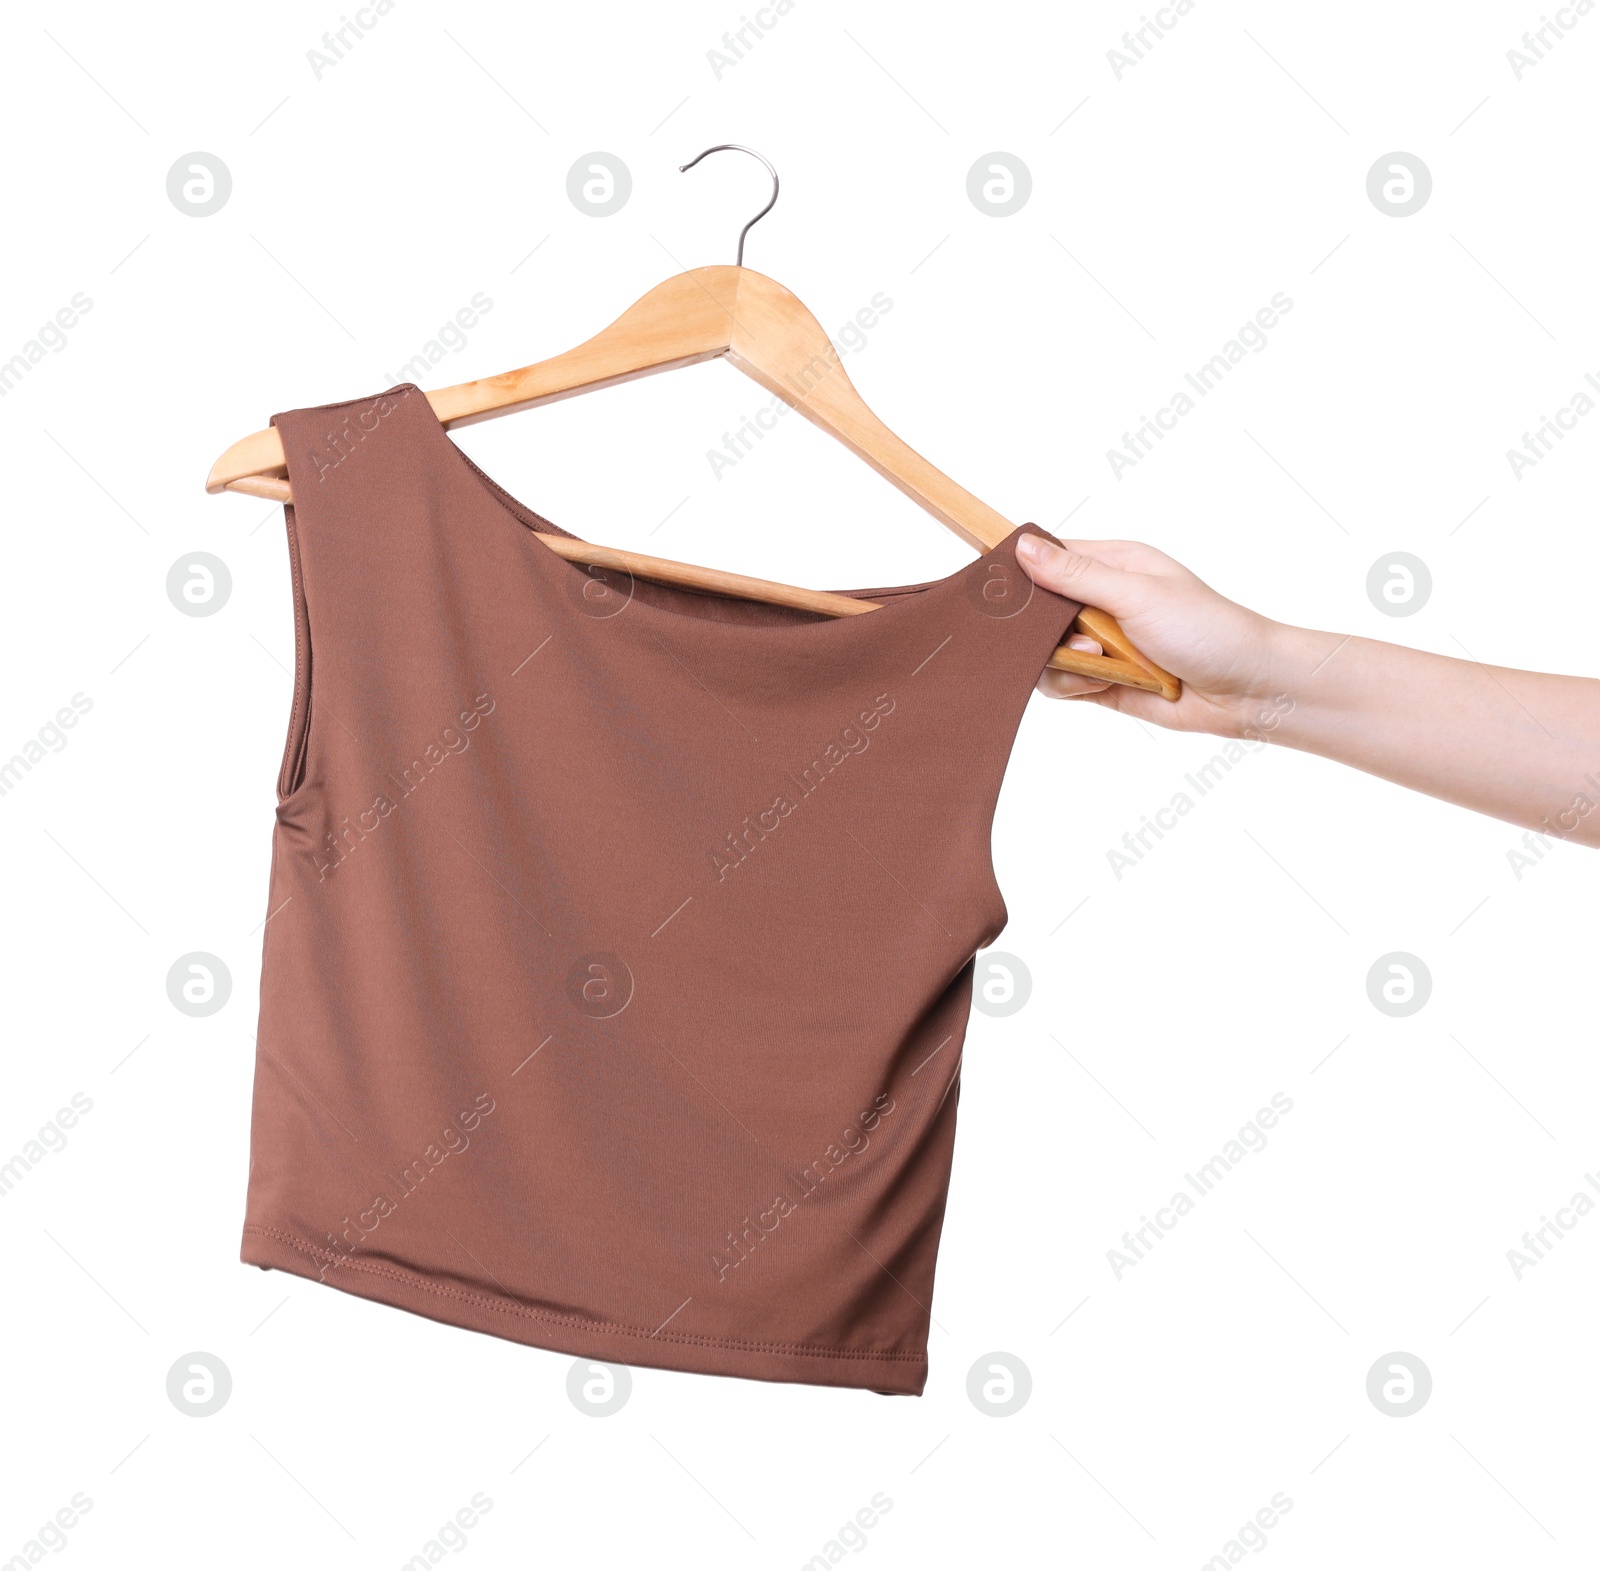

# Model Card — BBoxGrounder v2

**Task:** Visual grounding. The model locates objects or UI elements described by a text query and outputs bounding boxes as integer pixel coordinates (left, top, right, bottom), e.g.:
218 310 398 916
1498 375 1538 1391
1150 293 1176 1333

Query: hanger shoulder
726 269 1012 552
205 269 745 493
440 267 741 429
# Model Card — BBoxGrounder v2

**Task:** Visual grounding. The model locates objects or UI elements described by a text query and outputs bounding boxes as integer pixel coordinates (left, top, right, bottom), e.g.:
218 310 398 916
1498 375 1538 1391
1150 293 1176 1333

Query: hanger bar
207 264 1178 700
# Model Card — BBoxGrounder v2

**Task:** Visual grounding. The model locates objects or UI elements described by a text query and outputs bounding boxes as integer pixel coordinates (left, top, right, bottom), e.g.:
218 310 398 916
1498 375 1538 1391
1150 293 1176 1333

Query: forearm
1244 623 1600 847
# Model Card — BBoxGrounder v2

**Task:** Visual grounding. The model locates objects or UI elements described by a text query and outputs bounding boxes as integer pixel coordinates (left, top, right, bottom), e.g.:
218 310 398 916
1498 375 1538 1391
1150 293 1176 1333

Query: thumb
1013 533 1131 614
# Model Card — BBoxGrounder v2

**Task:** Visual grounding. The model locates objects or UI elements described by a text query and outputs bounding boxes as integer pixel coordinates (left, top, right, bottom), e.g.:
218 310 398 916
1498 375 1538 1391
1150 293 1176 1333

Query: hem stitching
243 1224 926 1366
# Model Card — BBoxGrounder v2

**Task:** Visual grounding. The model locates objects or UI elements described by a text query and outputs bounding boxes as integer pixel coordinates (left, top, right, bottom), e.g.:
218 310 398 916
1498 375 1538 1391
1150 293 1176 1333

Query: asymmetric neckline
399 382 1030 637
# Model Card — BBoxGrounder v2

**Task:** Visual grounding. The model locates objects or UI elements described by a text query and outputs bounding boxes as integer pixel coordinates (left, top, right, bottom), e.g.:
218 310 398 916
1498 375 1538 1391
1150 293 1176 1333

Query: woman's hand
1015 533 1287 739
1015 532 1600 846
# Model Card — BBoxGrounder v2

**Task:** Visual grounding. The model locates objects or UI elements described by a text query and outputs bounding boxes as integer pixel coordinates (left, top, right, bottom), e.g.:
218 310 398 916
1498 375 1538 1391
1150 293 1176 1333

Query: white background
2 0 1597 1566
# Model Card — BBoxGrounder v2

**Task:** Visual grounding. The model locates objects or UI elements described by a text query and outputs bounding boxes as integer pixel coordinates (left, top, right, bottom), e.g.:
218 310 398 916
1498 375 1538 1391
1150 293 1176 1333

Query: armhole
277 500 313 801
976 584 1083 937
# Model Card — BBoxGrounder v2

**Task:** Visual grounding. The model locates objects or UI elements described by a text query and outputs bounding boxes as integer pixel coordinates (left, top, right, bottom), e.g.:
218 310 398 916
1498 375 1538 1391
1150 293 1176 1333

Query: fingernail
1015 533 1046 563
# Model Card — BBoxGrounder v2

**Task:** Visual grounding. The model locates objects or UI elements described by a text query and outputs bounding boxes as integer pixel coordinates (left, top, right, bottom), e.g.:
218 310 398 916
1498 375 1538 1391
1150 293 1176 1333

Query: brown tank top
241 384 1081 1394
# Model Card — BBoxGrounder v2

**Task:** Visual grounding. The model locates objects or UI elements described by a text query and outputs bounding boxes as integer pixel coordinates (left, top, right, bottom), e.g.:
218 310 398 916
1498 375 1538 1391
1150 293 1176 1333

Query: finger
1036 670 1113 700
1036 633 1110 697
1014 533 1133 614
1056 538 1178 575
1071 680 1182 725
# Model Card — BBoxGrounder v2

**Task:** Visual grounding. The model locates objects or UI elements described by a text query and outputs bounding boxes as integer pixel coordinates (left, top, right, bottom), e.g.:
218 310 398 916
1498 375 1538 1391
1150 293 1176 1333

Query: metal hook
678 144 779 268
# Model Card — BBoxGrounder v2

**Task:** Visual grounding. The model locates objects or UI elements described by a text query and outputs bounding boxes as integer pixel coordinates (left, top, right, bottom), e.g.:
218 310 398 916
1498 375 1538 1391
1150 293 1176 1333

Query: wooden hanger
206 145 1179 700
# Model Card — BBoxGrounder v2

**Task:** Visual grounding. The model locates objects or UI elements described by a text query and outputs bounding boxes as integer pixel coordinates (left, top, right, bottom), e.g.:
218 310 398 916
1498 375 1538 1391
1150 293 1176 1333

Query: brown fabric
240 384 1081 1393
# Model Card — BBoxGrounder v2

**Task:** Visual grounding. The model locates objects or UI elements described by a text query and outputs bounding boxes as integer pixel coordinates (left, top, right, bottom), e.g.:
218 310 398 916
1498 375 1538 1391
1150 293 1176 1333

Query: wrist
1217 618 1327 742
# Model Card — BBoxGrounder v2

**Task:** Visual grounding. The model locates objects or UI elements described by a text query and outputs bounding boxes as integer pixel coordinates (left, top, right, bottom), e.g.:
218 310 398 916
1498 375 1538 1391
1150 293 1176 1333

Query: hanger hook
678 144 779 268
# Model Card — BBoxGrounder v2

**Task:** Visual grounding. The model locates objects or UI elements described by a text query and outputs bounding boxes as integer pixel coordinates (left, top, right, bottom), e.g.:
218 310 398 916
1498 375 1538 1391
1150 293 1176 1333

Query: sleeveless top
240 383 1082 1395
